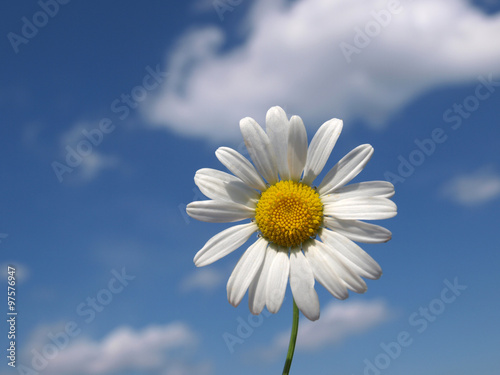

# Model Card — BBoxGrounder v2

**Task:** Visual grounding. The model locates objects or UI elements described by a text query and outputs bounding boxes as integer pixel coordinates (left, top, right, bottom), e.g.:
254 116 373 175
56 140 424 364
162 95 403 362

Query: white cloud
144 0 500 141
180 268 225 293
296 298 391 349
57 122 120 183
0 261 29 284
441 167 500 205
24 322 211 375
77 152 119 182
256 299 391 360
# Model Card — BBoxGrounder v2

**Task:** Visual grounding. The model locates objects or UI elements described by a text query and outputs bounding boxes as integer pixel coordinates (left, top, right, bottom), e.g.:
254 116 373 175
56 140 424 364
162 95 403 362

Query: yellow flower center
255 180 323 247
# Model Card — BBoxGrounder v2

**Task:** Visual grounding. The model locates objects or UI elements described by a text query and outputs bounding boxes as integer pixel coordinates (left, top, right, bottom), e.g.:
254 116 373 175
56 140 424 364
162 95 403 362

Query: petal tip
249 307 262 316
239 117 255 130
266 105 286 116
338 291 349 300
328 118 344 130
193 256 202 267
193 253 207 267
227 297 240 308
309 313 320 321
266 306 279 314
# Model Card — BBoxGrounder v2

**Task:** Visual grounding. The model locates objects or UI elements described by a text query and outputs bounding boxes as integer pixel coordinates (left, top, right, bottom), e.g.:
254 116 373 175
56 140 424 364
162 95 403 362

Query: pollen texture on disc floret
255 180 323 247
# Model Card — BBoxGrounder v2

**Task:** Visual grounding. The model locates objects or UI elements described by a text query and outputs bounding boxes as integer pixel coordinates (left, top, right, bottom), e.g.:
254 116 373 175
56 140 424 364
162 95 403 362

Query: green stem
282 298 300 375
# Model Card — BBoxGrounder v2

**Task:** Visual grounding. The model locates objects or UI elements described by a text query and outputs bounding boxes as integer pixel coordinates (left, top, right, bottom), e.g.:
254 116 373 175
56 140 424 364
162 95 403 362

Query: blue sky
1 0 500 374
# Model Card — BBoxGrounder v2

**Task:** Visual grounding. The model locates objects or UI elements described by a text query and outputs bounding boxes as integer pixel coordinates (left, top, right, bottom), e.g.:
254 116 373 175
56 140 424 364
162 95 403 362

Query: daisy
186 106 396 322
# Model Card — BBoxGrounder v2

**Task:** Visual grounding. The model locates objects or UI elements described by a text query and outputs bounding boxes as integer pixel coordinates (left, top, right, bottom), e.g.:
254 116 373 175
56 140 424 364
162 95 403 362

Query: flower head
187 106 397 321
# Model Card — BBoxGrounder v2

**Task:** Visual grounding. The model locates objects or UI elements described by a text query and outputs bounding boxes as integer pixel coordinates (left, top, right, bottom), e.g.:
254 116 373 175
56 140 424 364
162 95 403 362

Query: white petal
320 228 382 279
303 240 348 300
195 169 259 207
193 222 258 267
227 238 267 307
266 106 290 180
289 247 320 321
324 197 397 220
215 147 267 191
302 118 343 185
334 250 378 281
317 241 367 293
266 246 289 313
321 181 395 203
240 117 279 185
186 200 255 223
248 243 276 314
323 217 392 243
318 144 374 195
287 115 308 182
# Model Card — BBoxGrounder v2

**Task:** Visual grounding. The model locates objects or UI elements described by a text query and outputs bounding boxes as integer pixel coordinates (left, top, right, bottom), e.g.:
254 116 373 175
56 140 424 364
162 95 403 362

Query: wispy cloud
55 122 120 183
77 152 119 182
179 268 225 293
0 262 29 284
24 322 211 375
255 299 391 360
441 167 500 206
145 0 500 141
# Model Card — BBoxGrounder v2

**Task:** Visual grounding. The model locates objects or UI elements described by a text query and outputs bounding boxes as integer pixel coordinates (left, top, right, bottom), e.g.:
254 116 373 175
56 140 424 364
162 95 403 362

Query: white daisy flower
186 106 397 321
